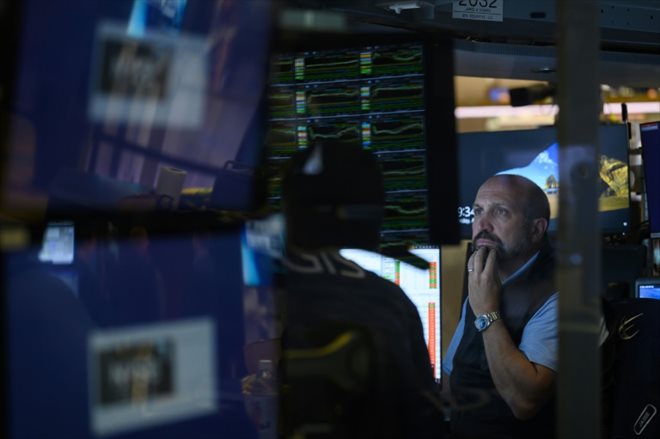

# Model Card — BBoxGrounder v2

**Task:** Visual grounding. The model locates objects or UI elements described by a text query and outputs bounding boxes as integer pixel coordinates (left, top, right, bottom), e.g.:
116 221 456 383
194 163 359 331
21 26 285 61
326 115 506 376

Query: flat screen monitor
640 121 660 238
2 0 271 218
635 278 660 300
457 124 631 238
2 0 273 438
5 222 260 438
263 36 458 248
340 247 442 382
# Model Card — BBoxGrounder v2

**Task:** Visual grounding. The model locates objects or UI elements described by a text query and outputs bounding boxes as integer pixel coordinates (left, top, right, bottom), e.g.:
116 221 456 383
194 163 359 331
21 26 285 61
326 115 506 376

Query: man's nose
473 214 493 233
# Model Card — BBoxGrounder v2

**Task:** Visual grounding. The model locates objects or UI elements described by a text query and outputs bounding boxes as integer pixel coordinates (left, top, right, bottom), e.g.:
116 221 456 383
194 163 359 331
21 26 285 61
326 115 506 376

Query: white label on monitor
340 248 442 380
89 318 216 436
89 22 207 128
452 0 504 22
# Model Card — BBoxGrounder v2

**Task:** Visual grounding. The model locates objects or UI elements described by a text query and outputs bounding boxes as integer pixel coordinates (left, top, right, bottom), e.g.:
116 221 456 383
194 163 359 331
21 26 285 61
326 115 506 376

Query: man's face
471 178 534 263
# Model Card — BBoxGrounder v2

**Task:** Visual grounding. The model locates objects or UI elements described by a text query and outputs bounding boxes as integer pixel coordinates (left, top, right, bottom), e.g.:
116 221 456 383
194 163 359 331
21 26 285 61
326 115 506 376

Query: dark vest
450 241 556 439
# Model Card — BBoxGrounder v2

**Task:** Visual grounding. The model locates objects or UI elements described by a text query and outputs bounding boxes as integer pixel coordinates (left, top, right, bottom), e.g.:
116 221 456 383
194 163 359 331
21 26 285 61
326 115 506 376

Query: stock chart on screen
265 43 432 248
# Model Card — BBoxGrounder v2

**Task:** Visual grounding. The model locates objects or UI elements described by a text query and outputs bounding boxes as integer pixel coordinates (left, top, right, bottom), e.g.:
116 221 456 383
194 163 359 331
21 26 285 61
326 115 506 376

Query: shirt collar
502 251 540 286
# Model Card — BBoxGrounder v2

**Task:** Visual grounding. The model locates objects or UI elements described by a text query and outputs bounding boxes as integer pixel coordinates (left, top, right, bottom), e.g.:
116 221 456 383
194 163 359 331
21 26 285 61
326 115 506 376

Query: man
442 174 557 439
279 142 444 439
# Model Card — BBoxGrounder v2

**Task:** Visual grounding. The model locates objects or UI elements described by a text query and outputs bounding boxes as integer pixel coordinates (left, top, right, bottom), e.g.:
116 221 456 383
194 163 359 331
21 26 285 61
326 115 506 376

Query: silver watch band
484 311 500 322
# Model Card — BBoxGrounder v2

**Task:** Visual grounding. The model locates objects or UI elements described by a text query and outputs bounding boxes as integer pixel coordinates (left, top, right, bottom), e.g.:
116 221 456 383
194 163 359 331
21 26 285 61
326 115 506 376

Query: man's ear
530 218 548 244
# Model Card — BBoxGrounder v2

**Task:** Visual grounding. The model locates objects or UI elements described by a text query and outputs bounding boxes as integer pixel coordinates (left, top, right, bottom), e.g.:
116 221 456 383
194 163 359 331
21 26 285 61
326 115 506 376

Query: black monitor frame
262 30 459 248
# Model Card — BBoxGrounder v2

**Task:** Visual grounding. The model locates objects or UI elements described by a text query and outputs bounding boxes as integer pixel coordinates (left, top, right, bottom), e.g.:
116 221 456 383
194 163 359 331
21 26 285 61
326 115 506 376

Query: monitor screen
2 0 271 218
640 121 660 238
38 221 76 265
340 247 442 381
5 222 260 438
457 124 631 238
636 278 660 300
263 37 458 249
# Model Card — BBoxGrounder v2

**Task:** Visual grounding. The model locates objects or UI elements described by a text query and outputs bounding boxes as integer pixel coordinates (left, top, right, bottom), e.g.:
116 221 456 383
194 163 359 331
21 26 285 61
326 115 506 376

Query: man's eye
496 208 508 216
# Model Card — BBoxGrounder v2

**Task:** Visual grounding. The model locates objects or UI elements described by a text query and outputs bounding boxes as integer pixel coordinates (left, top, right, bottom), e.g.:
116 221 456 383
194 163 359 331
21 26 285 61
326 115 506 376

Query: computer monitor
5 221 258 439
635 278 660 300
339 247 442 382
640 121 660 238
457 124 631 238
3 0 272 437
264 35 459 248
2 0 271 218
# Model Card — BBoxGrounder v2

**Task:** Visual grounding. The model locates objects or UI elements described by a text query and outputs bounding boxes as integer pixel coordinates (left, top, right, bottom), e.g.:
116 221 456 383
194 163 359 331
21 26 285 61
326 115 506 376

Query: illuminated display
265 43 430 248
457 125 631 237
340 246 442 381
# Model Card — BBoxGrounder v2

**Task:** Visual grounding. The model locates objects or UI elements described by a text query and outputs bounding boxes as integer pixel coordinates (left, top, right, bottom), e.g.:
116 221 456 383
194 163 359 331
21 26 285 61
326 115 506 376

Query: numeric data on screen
265 44 431 248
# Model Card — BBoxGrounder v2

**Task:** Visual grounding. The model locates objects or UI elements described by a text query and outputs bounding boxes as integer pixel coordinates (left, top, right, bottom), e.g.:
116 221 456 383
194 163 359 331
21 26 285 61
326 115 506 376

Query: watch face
475 316 488 331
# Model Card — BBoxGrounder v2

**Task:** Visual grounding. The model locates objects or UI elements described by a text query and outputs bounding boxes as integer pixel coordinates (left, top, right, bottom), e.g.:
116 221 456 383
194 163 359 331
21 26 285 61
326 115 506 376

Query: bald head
480 174 550 225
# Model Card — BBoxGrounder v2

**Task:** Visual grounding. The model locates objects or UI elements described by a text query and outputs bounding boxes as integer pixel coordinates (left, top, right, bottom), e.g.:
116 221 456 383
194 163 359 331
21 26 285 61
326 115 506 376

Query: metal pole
556 0 602 438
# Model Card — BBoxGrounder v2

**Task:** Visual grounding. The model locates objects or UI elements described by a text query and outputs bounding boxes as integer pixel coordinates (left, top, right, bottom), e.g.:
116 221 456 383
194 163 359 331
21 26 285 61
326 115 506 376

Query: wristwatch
474 311 501 332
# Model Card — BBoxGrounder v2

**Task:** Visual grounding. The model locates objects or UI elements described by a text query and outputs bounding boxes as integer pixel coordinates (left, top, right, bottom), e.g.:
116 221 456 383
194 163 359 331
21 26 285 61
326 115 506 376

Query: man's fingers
484 246 497 274
467 252 476 273
473 246 488 273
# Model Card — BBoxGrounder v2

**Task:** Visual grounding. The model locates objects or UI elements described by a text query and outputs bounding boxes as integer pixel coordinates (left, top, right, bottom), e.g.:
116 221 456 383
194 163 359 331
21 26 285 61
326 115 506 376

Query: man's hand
466 247 555 420
467 247 501 315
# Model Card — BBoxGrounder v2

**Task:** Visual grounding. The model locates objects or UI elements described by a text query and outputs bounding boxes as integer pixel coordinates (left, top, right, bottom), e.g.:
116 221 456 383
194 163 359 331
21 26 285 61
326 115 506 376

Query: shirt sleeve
519 292 559 372
442 299 468 377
